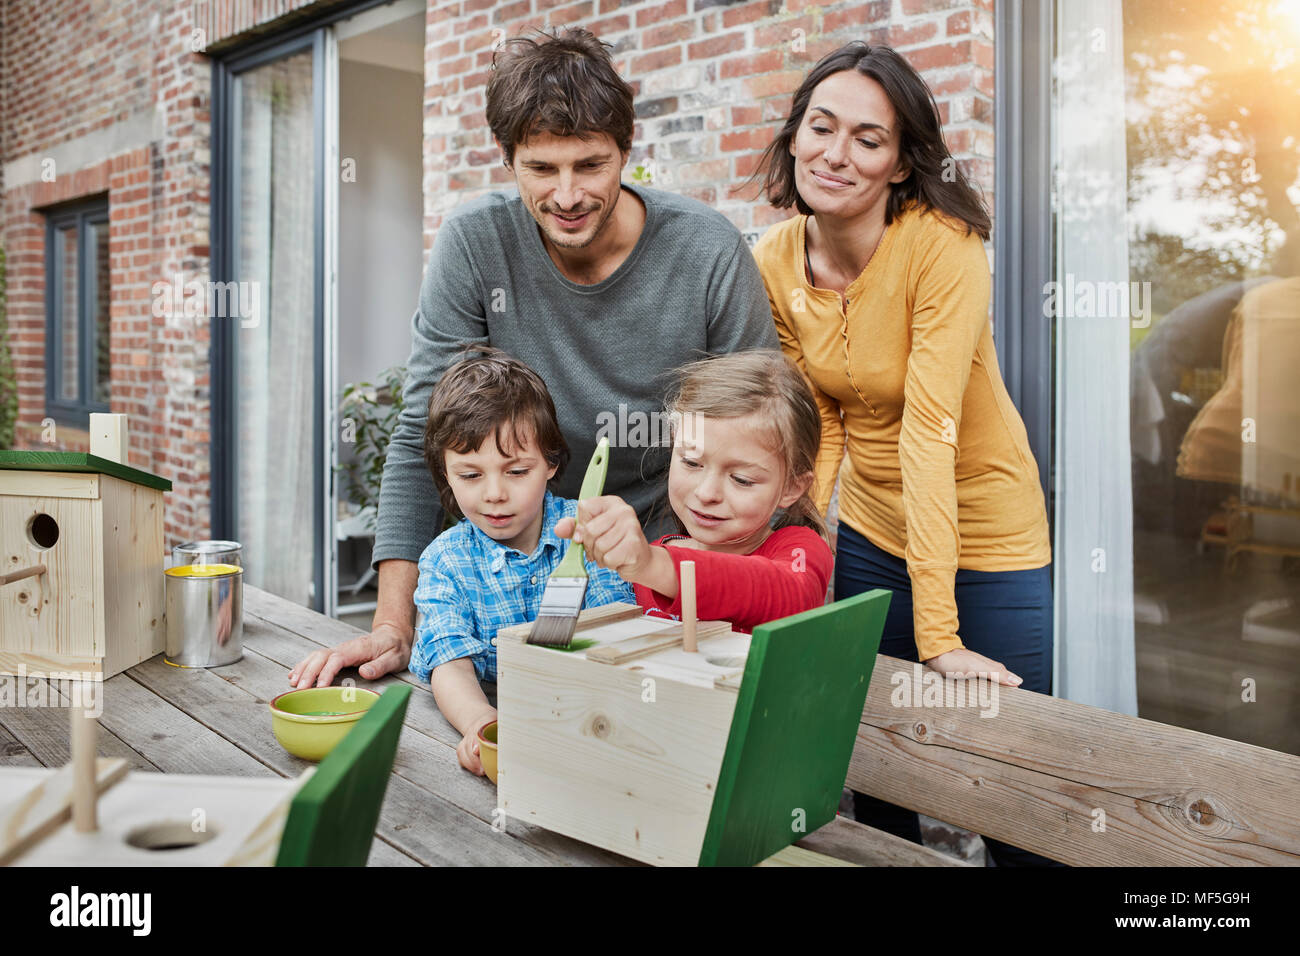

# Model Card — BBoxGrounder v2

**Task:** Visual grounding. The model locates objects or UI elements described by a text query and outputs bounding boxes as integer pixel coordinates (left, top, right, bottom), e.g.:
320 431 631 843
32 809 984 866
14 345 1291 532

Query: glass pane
88 220 111 405
233 50 318 608
57 225 79 402
1054 0 1300 754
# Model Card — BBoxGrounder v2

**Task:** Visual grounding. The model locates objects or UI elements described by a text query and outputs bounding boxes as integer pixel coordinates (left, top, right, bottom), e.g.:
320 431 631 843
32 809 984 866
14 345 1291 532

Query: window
45 197 110 423
1039 0 1300 754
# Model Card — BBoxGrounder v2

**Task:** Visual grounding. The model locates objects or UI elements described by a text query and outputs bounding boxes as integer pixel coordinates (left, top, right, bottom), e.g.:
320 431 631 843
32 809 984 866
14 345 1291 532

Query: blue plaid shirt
409 490 635 683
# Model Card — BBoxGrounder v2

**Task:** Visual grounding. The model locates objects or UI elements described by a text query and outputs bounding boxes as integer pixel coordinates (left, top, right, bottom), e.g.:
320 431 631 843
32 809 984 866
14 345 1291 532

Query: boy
410 347 633 775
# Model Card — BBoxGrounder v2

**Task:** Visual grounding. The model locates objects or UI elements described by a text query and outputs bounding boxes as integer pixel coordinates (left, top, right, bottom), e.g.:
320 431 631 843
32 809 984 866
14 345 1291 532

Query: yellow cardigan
753 206 1051 660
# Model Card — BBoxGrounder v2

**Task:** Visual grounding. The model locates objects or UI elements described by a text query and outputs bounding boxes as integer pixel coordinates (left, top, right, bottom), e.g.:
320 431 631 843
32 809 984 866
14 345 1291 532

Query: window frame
44 196 111 425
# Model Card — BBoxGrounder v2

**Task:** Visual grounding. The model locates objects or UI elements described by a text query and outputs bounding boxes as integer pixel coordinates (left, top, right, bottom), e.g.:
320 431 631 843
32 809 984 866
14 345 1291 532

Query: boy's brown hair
486 27 635 166
423 347 570 521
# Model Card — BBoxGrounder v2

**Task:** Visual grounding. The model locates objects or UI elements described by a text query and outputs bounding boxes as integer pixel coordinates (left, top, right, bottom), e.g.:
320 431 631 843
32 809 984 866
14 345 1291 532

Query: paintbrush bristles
527 614 581 647
527 578 590 647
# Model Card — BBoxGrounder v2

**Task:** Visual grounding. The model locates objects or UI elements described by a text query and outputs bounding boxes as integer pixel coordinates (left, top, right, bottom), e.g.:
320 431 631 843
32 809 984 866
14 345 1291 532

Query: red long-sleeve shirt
633 526 833 633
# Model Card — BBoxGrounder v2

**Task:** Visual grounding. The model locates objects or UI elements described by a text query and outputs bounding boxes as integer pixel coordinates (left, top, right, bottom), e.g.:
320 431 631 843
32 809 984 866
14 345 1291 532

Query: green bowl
269 687 381 761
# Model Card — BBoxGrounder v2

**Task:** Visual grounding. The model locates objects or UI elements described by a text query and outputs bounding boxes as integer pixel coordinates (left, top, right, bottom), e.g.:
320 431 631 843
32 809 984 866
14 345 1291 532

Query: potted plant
336 365 407 533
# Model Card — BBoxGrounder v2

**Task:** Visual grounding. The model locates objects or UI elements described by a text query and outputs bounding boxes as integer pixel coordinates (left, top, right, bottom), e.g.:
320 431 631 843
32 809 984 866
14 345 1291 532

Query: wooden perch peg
70 706 99 833
0 564 46 587
681 561 697 653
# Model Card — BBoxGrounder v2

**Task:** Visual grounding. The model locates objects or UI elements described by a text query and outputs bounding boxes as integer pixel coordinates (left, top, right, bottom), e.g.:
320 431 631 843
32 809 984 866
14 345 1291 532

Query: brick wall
421 0 995 247
1 0 995 545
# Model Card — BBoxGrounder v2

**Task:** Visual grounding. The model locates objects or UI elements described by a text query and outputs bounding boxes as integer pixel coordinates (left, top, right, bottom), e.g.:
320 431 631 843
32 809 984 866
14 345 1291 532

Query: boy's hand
556 495 652 579
456 710 498 776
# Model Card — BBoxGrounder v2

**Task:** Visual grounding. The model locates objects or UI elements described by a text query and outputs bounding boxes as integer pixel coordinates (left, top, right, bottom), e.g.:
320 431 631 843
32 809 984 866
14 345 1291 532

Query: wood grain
850 654 1300 866
0 758 128 864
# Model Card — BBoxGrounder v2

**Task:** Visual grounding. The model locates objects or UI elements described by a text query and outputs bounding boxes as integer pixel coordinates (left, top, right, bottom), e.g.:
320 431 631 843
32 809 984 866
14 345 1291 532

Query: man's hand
288 621 413 689
923 647 1023 687
555 495 652 578
456 710 498 776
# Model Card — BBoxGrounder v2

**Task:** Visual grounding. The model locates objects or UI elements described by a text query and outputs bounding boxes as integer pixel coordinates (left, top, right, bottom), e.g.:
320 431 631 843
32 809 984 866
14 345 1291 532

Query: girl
556 350 832 631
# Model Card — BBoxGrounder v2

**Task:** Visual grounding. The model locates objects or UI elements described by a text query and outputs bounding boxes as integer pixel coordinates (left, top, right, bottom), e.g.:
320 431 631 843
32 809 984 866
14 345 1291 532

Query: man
290 28 777 688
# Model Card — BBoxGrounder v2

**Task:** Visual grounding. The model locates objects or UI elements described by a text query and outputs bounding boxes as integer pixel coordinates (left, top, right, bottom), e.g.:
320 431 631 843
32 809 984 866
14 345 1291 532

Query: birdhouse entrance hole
26 513 59 550
124 821 218 852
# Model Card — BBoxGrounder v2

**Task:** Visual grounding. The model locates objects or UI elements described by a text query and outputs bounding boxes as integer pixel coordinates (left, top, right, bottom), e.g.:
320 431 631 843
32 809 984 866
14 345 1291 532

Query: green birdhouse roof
0 451 172 493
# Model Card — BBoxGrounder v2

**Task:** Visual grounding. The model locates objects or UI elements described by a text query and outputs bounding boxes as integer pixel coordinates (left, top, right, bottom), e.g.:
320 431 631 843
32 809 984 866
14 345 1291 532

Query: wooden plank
758 844 859 866
0 680 158 771
0 452 171 492
88 413 128 464
127 640 633 867
850 654 1300 866
586 621 732 664
368 836 422 867
0 758 129 865
573 602 645 633
0 723 40 768
0 471 99 499
795 815 969 867
100 478 165 679
95 672 275 777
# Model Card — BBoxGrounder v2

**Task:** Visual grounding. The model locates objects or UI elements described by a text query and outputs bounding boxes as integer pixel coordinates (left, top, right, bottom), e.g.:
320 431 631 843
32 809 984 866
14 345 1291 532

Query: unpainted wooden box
496 605 752 866
0 458 168 680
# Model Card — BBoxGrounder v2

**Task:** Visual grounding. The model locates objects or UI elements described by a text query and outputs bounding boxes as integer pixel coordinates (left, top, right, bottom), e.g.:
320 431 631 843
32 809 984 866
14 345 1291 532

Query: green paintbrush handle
554 436 610 577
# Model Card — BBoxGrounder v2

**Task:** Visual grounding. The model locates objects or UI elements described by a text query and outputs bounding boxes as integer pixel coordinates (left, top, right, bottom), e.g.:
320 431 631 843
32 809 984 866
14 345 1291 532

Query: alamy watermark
889 663 1000 718
595 406 703 448
0 665 104 718
1042 275 1152 328
151 273 261 328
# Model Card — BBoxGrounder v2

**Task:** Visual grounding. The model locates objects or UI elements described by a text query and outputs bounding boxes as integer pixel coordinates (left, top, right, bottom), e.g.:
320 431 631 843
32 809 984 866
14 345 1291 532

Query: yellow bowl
477 720 498 784
269 687 381 761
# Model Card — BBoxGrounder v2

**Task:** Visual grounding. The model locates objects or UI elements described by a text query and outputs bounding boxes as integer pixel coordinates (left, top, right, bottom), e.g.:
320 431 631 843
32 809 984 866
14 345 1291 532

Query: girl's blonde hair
661 349 829 543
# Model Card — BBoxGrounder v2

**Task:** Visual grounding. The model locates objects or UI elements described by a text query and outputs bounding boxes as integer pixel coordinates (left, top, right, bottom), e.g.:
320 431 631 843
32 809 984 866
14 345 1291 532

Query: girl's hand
924 648 1023 688
555 495 652 578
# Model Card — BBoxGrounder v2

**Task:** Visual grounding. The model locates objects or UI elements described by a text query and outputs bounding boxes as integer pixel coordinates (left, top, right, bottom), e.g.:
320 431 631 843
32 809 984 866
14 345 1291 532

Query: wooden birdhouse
0 414 170 681
495 588 890 867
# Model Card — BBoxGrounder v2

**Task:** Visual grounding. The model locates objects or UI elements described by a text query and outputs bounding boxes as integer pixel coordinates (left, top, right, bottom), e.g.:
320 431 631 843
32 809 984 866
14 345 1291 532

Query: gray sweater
372 183 779 566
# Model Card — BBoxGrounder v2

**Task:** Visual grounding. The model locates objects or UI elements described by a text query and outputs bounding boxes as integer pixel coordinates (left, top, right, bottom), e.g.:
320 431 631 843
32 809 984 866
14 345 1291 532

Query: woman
750 43 1057 866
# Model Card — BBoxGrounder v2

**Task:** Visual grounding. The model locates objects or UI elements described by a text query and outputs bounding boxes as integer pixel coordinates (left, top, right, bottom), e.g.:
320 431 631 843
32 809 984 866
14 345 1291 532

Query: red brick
889 20 940 47
636 47 687 75
731 104 763 126
720 127 777 152
720 49 782 79
687 32 745 59
644 19 695 48
551 1 594 26
636 0 687 28
905 40 973 72
947 10 972 34
744 69 804 99
722 0 782 29
824 1 890 33
755 16 812 50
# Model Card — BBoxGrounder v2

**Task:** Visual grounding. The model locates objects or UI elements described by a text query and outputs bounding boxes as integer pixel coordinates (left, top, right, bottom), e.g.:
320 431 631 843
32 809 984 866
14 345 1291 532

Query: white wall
337 58 423 408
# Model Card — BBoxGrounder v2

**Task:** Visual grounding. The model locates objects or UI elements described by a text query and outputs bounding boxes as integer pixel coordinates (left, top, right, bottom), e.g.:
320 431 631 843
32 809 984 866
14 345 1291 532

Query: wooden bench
844 655 1300 866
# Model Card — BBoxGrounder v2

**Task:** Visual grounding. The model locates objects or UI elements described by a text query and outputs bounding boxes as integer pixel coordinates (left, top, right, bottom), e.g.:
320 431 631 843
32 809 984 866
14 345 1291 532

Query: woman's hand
924 648 1022 687
555 496 653 578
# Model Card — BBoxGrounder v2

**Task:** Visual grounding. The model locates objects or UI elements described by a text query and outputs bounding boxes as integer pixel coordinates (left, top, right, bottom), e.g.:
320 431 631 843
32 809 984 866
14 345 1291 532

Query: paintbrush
527 436 611 648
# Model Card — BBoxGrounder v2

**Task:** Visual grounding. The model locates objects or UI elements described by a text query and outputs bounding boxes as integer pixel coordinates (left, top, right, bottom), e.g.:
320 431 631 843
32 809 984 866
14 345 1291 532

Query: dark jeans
835 521 1064 867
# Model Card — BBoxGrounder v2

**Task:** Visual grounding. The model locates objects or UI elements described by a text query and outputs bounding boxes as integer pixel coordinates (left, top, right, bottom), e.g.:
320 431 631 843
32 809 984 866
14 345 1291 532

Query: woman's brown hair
747 42 991 240
423 346 570 521
660 350 829 544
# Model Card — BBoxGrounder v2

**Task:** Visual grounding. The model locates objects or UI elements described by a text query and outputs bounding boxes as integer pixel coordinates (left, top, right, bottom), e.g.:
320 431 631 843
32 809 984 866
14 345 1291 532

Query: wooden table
0 586 961 867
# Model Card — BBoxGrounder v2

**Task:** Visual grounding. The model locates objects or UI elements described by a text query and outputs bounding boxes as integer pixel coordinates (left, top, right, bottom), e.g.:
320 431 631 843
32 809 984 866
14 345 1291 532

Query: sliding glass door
1012 0 1300 754
214 33 330 611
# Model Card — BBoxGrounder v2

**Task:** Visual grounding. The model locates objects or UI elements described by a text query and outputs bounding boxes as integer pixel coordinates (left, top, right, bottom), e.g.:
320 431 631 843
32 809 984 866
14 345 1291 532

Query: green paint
0 450 172 492
696 589 891 867
544 637 598 653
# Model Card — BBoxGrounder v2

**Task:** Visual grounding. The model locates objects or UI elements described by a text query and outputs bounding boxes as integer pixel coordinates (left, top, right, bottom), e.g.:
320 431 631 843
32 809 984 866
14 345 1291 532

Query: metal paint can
164 563 244 668
172 539 243 569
